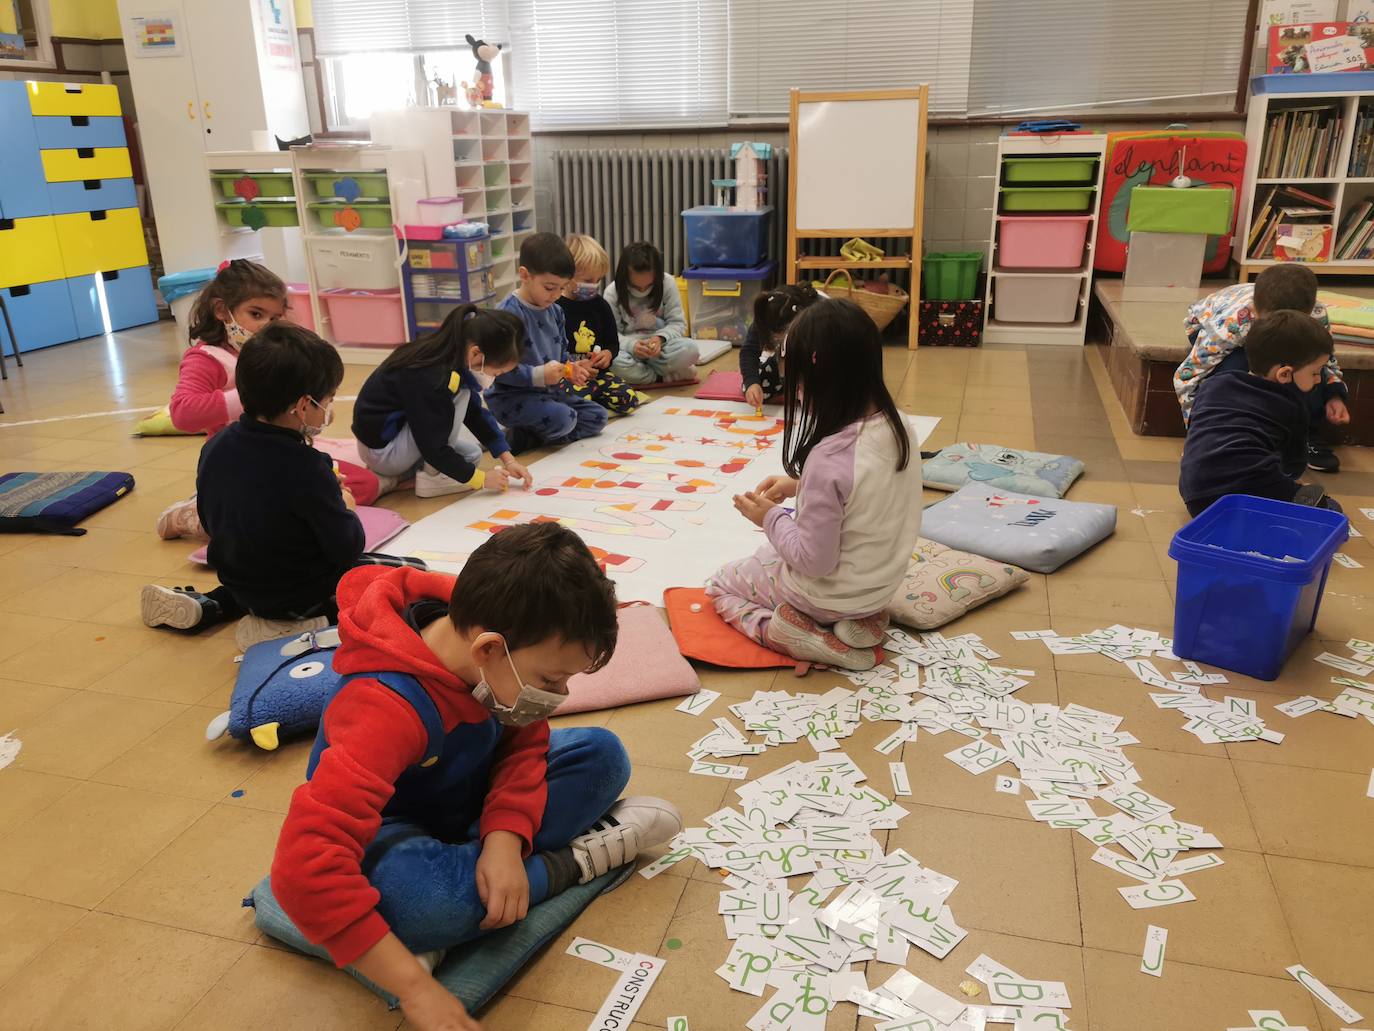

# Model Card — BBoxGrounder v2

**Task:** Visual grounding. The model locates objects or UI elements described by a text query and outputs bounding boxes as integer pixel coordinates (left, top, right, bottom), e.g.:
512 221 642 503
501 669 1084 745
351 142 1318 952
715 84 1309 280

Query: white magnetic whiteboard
795 97 922 230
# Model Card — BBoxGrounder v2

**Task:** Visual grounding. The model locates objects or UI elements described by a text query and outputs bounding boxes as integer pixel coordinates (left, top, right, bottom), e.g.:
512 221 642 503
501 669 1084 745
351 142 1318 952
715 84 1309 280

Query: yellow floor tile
0 780 209 908
0 621 149 690
0 911 247 1031
13 689 183 779
0 891 85 989
1268 855 1374 994
91 704 270 801
1233 760 1374 868
0 768 80 835
0 677 75 729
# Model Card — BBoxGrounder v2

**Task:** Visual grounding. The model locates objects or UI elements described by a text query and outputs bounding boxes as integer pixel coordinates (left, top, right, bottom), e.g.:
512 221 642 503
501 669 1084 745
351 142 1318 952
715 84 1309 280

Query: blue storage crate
1168 495 1349 681
682 205 772 268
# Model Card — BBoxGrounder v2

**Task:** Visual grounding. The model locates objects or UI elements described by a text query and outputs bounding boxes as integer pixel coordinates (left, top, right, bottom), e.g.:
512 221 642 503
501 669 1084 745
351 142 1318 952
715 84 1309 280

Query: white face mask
224 316 253 348
301 396 333 439
629 285 653 301
472 641 567 727
470 355 496 390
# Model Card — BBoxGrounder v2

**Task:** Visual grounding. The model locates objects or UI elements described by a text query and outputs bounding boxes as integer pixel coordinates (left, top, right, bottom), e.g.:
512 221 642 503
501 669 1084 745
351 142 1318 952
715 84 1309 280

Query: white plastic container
308 234 404 290
993 274 1081 323
417 196 464 226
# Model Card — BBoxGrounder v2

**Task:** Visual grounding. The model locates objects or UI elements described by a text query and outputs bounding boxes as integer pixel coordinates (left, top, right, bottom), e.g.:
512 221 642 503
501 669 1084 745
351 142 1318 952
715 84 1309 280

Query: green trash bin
923 252 983 301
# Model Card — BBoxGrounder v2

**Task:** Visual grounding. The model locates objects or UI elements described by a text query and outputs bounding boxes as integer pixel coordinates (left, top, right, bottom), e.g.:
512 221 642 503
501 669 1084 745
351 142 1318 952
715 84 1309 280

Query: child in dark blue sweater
1180 311 1342 518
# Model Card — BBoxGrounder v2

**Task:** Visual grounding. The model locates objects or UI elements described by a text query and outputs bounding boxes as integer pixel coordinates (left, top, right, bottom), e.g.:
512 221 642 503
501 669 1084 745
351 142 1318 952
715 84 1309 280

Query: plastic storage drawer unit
1000 187 1095 213
67 266 158 337
682 261 775 342
0 281 79 353
309 234 404 290
1168 495 1349 680
683 206 773 268
33 115 127 150
304 172 391 201
40 147 133 183
46 178 139 216
322 288 408 346
53 208 148 277
25 82 121 117
993 274 1081 323
997 216 1092 269
211 172 296 199
1001 157 1098 184
0 215 66 287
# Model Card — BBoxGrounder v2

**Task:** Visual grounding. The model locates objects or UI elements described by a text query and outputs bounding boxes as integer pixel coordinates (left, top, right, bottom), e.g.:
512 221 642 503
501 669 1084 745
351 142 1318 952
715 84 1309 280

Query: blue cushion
0 471 133 535
923 443 1084 499
229 627 341 751
248 864 636 1011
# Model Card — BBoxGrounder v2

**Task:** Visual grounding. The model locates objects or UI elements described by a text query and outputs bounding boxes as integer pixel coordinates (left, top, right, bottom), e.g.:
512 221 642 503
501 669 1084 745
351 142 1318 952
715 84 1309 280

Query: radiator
553 148 790 272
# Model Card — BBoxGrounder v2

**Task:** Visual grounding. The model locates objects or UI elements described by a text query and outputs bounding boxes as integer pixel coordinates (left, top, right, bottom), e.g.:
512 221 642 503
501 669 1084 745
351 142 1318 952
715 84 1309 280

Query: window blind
509 0 728 131
967 0 1250 116
313 0 508 57
728 0 975 117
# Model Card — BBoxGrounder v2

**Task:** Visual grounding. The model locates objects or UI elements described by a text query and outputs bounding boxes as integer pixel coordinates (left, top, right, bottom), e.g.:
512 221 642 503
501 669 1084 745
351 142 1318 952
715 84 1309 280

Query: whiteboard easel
787 88 928 349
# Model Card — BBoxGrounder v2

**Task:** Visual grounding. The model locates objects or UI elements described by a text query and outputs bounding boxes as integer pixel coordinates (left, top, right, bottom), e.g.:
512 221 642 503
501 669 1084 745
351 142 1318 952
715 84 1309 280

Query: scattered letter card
677 689 720 716
985 977 1072 1008
1119 880 1197 910
587 954 665 1031
889 761 912 797
1287 964 1364 1023
1140 925 1167 977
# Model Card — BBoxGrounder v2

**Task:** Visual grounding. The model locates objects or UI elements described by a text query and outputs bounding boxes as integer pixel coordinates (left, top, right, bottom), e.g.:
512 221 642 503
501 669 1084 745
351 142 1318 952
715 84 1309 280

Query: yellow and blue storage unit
0 81 157 354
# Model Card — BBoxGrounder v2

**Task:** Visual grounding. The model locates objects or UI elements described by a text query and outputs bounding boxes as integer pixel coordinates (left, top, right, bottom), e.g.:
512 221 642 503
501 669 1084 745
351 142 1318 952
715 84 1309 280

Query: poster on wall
0 32 24 59
258 0 297 71
1257 0 1338 46
128 12 181 57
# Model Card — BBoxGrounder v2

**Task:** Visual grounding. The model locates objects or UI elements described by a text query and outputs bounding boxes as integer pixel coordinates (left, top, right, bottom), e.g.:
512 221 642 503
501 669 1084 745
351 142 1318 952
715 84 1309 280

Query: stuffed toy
465 33 502 106
205 627 342 750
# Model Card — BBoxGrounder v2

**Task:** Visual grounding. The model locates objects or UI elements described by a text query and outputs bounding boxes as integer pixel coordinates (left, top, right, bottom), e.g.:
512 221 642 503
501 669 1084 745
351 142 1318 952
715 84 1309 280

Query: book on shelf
1247 185 1337 260
1274 222 1333 261
1334 204 1374 260
1350 105 1374 177
1259 105 1345 179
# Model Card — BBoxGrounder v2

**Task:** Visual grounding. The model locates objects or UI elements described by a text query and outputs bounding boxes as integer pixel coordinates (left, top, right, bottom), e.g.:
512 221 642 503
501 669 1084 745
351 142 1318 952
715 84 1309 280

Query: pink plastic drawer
321 287 407 345
284 283 315 332
996 215 1091 269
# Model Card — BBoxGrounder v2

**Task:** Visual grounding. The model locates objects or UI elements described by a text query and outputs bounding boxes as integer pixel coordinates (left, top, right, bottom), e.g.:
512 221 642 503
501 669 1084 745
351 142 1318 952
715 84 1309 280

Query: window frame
0 0 55 70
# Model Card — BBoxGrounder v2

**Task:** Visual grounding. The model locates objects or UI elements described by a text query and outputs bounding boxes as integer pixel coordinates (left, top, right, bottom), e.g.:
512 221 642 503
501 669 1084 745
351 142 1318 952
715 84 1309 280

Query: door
184 1 272 152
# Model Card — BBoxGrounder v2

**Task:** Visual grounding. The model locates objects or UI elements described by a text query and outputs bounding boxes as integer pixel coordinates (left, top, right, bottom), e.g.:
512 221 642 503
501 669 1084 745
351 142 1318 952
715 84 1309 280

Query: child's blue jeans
486 384 608 447
361 727 631 953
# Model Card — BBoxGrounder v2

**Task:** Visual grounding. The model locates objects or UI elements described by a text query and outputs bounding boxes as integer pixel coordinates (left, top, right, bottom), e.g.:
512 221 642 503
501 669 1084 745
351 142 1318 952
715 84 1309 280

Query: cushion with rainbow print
887 537 1030 630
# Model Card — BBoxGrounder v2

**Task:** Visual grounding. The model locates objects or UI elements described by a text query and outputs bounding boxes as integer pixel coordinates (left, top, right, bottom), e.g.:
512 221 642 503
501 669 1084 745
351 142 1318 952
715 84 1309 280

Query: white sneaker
766 604 878 672
569 796 684 883
415 464 476 499
155 497 207 541
141 584 209 630
834 613 889 649
235 614 330 652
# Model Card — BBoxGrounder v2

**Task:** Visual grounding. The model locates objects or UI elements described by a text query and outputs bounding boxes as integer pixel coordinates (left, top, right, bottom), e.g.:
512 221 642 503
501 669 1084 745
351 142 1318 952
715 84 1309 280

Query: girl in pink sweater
707 299 922 671
156 260 287 539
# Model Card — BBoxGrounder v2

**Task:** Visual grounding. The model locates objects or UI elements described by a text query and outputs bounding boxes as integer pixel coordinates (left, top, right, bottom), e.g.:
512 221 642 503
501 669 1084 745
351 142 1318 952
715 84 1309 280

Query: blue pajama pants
485 384 608 448
362 727 631 953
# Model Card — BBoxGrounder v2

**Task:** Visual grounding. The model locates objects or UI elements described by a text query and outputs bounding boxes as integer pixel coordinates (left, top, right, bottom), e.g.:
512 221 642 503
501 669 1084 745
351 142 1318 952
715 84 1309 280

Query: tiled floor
1 321 1372 1030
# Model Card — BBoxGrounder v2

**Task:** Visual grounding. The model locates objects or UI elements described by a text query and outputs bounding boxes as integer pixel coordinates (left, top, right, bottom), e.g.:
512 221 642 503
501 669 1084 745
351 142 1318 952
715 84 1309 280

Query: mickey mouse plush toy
465 34 503 106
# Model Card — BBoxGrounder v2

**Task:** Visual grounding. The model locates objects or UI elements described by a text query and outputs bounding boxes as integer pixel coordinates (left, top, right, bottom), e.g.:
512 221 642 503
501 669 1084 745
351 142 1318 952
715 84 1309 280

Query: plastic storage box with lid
1168 495 1349 680
309 232 405 291
211 172 295 199
997 216 1092 269
923 252 983 301
416 196 464 225
321 288 408 346
1000 187 1095 213
682 261 775 342
302 171 390 201
993 274 1081 323
682 206 773 268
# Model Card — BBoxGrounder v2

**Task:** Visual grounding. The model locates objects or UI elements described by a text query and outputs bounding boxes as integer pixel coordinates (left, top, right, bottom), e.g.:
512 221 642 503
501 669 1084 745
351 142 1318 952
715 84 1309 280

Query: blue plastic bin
1168 495 1349 680
682 205 772 267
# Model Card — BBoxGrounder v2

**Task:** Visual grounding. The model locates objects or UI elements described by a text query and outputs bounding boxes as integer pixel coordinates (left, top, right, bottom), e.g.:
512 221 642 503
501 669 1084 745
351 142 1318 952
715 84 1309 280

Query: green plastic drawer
1000 187 1095 213
211 172 295 199
216 200 300 228
308 202 395 231
303 172 390 201
1001 157 1098 184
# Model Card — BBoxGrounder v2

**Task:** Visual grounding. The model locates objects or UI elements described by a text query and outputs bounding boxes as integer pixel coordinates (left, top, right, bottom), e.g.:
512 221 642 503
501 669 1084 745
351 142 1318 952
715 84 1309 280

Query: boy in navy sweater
1179 311 1342 517
489 233 608 453
141 324 417 650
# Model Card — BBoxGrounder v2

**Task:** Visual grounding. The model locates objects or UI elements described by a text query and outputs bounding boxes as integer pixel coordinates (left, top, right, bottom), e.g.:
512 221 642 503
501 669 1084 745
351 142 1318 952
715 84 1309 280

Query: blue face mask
571 282 600 301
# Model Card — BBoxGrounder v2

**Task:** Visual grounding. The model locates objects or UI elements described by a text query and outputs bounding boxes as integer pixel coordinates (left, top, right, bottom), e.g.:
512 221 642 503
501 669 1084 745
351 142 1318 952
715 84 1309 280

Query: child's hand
1326 397 1351 425
399 978 483 1031
632 339 654 360
476 830 529 930
644 336 663 358
570 360 593 387
542 360 565 384
745 384 764 410
484 467 511 492
591 349 613 370
755 475 798 502
733 490 777 527
341 486 358 512
500 453 533 489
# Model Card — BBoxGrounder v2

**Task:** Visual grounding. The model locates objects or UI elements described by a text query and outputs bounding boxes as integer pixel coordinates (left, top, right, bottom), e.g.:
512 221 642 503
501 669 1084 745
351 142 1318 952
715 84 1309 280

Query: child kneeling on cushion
707 299 922 671
1180 311 1343 517
269 522 681 1031
1176 263 1350 471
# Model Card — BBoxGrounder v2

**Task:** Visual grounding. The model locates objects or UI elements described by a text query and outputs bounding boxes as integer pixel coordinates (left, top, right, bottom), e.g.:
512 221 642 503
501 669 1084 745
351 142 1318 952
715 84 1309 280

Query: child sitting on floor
141 324 422 651
155 259 286 540
352 305 533 498
740 283 820 410
269 522 681 1031
1179 311 1342 518
707 298 921 671
603 241 700 386
1176 263 1350 471
489 233 608 453
556 233 641 417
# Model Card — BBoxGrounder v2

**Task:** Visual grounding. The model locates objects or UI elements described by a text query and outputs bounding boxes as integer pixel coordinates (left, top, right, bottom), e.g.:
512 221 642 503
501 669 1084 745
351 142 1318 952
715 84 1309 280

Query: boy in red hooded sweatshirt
269 522 681 1031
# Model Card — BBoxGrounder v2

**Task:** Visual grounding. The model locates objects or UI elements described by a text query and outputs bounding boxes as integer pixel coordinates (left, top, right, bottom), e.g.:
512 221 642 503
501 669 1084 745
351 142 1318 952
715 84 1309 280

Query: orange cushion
664 587 796 669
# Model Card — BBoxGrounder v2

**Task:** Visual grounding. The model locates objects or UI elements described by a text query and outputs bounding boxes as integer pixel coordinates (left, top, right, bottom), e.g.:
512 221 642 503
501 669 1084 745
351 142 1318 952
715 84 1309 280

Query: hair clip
217 260 232 272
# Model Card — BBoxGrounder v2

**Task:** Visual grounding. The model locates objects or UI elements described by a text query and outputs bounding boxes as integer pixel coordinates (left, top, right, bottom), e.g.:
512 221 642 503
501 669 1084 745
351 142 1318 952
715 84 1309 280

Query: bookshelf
1236 74 1374 280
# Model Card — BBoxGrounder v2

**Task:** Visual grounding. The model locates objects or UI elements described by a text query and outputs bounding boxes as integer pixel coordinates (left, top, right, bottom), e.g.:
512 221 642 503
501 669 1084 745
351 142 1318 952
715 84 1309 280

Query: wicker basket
820 270 910 332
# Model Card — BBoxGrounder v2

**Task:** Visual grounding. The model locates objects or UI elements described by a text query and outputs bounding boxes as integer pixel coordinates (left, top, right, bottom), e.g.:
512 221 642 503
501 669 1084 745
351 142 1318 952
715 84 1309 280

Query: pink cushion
558 604 701 715
694 370 746 401
189 505 410 566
